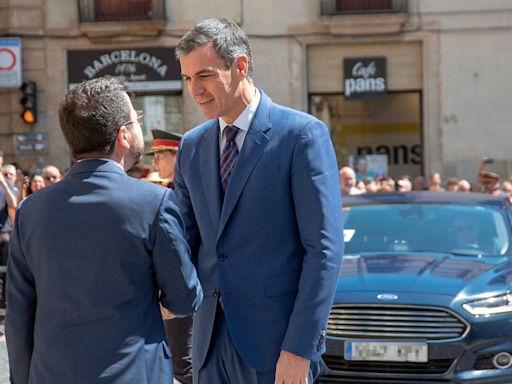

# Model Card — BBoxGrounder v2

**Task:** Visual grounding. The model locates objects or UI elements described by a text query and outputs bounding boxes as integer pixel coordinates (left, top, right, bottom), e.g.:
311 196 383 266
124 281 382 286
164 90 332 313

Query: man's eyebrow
181 68 216 78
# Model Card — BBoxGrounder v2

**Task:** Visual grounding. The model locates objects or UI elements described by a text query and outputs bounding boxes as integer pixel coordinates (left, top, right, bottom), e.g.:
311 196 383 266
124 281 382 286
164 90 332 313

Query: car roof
343 191 511 208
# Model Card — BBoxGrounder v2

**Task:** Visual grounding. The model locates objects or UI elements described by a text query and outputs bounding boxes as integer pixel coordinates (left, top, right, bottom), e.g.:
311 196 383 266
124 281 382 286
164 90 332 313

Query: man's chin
198 104 217 119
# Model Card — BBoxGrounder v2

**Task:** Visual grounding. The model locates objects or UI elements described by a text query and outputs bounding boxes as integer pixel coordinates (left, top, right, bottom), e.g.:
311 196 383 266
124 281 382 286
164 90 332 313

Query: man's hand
275 350 310 384
160 303 176 320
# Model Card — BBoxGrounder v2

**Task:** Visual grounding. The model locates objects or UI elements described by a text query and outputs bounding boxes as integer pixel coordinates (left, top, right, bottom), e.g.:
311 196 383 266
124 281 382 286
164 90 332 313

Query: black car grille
327 304 468 340
315 376 452 383
323 354 453 374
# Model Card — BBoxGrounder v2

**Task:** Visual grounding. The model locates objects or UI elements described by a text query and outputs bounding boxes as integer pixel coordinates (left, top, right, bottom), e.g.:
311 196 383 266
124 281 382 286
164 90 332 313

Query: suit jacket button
217 253 227 261
212 290 218 298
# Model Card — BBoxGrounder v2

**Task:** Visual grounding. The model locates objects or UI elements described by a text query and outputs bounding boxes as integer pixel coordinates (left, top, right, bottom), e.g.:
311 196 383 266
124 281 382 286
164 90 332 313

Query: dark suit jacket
174 91 344 372
6 159 203 384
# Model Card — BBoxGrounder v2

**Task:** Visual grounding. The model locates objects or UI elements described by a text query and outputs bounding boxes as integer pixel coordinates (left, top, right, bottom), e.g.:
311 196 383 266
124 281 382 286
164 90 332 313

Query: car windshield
343 203 511 257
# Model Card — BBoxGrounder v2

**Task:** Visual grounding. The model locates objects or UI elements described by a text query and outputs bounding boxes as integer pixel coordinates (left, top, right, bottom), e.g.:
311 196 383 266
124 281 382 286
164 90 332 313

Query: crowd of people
0 152 63 268
339 165 512 203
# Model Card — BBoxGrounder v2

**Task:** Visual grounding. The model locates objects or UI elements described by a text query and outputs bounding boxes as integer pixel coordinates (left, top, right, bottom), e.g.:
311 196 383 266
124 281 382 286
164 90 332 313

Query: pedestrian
397 177 412 192
174 18 344 384
146 129 193 384
18 173 45 202
6 76 203 384
428 172 444 191
446 177 459 192
340 166 363 195
479 171 504 197
412 175 427 191
0 165 17 266
42 164 62 186
457 179 472 192
147 129 182 189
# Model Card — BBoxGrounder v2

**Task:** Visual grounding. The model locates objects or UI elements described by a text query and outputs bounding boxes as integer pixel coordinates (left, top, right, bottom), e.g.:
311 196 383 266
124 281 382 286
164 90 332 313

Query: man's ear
235 55 249 77
116 126 130 150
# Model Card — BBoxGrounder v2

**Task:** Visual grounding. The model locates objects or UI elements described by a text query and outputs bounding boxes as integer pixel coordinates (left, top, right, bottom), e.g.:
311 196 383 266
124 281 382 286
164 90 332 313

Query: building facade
0 0 511 183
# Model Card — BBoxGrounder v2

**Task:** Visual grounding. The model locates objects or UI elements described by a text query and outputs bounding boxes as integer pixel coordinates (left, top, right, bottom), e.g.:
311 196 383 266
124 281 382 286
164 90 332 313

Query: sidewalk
0 316 9 384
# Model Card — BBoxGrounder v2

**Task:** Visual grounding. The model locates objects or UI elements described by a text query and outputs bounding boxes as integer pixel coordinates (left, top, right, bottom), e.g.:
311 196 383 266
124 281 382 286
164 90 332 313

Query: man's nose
189 79 204 97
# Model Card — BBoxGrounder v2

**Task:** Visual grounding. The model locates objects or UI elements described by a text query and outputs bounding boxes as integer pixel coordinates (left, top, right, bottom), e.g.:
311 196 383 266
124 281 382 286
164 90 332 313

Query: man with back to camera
174 18 344 383
146 129 194 384
6 76 203 384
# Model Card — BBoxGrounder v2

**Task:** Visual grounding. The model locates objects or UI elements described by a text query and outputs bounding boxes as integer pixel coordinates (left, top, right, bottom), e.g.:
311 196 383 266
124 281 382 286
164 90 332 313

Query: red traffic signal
20 81 37 125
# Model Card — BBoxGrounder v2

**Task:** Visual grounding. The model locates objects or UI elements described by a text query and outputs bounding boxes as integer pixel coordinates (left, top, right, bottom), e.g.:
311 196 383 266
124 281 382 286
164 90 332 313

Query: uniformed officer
146 129 182 188
147 129 193 384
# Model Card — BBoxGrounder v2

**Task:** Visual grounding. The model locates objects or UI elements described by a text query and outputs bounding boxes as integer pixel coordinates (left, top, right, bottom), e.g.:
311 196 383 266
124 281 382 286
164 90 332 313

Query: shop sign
68 48 181 92
344 57 387 100
0 37 22 88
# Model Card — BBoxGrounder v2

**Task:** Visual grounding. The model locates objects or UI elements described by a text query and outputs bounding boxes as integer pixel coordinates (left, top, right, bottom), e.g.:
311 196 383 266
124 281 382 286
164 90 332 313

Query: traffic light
20 81 37 125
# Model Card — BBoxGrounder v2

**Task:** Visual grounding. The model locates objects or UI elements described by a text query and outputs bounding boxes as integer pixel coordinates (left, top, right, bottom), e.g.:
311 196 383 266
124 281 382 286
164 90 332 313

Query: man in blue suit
6 76 203 384
174 18 344 383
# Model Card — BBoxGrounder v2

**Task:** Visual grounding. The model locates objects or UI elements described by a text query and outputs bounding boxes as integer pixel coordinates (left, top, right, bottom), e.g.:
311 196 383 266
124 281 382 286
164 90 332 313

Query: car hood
338 252 512 297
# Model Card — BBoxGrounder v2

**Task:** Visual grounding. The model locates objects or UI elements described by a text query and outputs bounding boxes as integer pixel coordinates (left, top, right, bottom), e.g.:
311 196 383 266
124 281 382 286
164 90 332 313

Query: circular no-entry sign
0 48 16 70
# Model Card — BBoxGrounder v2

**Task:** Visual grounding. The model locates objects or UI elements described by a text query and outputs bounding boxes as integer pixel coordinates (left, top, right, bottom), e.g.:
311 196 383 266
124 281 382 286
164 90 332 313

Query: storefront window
310 92 422 179
132 94 183 153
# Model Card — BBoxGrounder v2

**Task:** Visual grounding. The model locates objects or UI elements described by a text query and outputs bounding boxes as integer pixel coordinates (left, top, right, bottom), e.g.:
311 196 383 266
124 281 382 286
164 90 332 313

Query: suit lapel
199 122 223 229
218 91 272 237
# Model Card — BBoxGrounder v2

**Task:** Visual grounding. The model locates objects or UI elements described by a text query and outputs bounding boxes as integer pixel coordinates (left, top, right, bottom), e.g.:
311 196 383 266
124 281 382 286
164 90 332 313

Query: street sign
16 133 45 142
0 38 22 88
18 143 46 152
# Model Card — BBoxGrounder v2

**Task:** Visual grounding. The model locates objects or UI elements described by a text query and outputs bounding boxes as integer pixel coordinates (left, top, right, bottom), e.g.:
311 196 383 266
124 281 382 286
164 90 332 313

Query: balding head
339 167 356 195
43 165 62 186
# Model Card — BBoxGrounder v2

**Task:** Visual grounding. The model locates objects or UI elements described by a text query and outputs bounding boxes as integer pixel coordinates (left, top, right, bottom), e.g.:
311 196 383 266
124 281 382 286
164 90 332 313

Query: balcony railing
79 0 165 22
322 0 407 15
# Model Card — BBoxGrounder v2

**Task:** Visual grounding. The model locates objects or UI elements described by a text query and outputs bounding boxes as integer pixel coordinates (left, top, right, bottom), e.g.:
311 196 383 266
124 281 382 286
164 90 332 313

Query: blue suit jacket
6 159 203 384
174 91 344 372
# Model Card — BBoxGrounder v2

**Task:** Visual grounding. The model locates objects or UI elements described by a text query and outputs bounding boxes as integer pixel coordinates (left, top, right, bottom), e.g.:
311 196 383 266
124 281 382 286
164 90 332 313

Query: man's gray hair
176 18 253 81
1 164 16 175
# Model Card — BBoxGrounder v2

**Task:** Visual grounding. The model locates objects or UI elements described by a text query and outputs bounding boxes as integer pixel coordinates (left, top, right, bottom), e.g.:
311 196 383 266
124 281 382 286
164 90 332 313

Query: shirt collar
219 89 261 133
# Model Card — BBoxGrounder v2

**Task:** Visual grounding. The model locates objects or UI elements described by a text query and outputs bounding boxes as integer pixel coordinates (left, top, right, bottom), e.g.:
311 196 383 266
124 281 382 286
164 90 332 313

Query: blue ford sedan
317 192 512 384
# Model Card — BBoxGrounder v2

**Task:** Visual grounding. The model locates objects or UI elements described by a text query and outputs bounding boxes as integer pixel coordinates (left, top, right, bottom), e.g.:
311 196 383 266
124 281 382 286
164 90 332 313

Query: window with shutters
321 0 407 15
78 0 165 22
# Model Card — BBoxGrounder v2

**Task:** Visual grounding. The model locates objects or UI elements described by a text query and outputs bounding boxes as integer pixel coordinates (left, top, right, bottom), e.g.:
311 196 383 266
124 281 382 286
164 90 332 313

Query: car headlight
463 293 512 316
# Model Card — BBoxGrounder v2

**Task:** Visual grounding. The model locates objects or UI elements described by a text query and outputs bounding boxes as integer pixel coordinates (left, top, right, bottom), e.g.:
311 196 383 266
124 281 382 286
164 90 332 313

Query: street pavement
0 316 9 384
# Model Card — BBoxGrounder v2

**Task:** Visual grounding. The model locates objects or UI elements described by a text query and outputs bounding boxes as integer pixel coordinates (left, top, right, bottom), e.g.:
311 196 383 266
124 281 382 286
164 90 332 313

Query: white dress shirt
218 89 261 153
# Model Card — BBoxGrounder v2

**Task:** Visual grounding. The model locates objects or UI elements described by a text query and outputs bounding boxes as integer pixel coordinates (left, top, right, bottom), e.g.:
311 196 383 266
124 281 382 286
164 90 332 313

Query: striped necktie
220 125 239 193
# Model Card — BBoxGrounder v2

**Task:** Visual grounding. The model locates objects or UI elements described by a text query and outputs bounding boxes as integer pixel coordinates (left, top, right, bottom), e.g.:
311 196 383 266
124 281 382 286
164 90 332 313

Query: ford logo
377 293 399 301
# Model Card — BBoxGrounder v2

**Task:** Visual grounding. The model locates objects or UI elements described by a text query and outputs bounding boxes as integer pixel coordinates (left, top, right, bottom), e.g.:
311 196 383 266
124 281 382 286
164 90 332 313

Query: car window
343 204 511 257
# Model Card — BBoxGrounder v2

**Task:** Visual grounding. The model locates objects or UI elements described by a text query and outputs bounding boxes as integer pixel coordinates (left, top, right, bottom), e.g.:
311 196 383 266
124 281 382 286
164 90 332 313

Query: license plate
345 341 428 362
